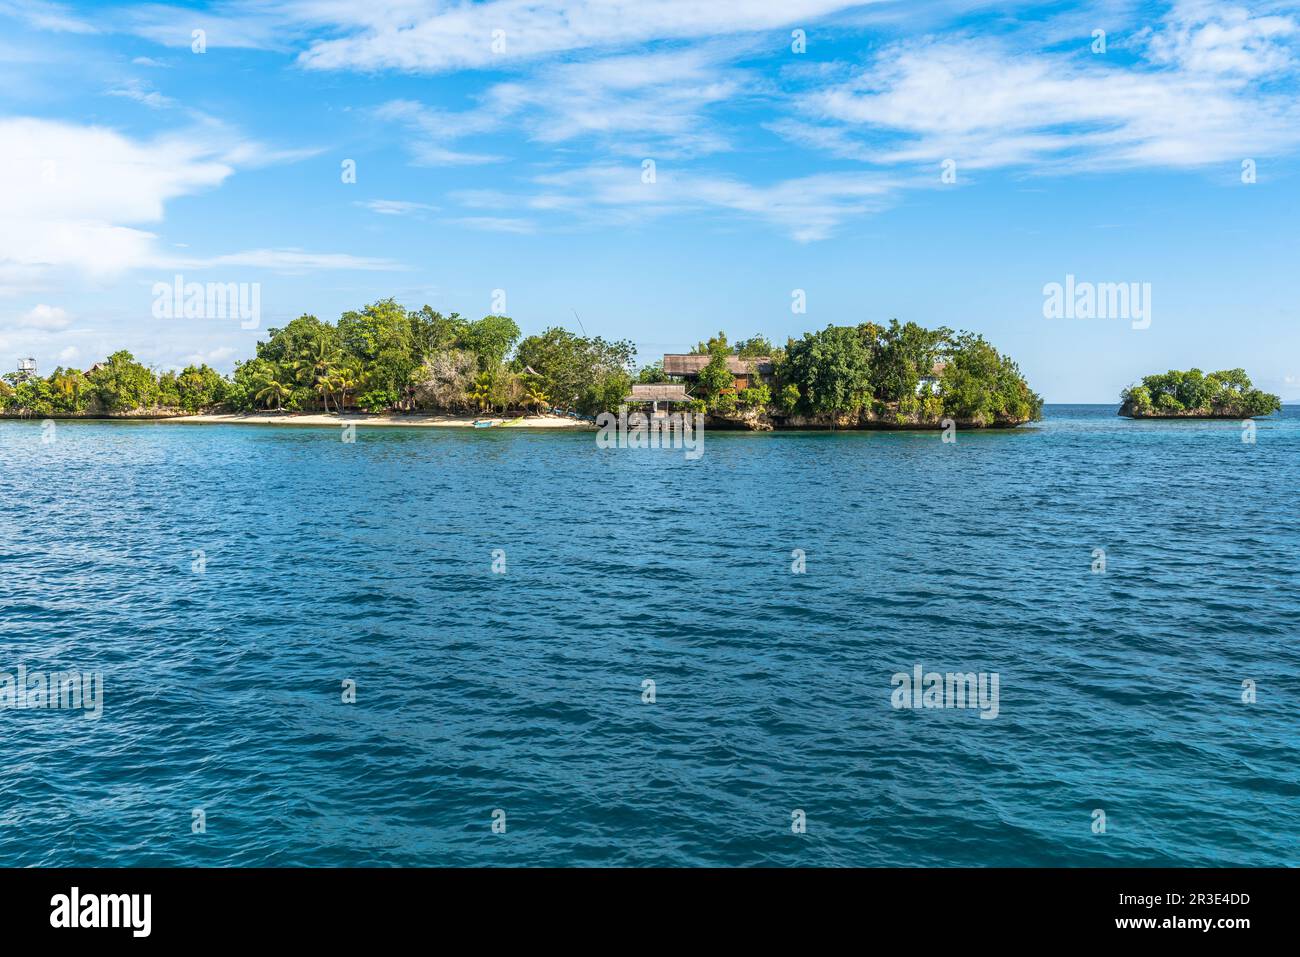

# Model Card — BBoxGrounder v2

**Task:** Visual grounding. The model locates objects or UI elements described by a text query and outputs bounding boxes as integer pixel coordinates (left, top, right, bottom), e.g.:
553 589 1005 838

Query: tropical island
1119 369 1281 419
0 299 1042 430
640 322 1040 429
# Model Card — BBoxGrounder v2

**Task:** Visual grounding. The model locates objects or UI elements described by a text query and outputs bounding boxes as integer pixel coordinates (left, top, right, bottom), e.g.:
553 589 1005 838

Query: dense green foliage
511 327 634 413
937 333 1040 424
241 302 620 415
1 301 1046 425
1120 369 1280 417
621 319 1039 426
224 301 529 414
779 324 874 415
161 364 228 412
769 320 1040 425
0 299 638 418
1 350 226 417
87 351 161 412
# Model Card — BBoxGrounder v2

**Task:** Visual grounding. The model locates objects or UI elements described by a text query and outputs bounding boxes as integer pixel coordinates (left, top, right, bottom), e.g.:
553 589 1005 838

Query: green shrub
358 388 399 412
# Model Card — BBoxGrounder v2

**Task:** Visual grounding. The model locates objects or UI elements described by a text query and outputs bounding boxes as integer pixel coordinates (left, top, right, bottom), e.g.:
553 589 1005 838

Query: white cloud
1148 0 1298 77
0 117 232 222
378 46 752 168
296 0 875 73
762 117 876 162
527 164 900 241
172 249 402 272
490 48 747 155
57 345 80 362
106 77 176 108
344 1 1300 239
0 117 398 291
0 117 234 287
121 2 295 51
16 303 71 329
446 216 537 234
26 0 1300 248
374 100 503 165
182 345 235 366
782 7 1300 174
0 0 96 34
358 199 440 216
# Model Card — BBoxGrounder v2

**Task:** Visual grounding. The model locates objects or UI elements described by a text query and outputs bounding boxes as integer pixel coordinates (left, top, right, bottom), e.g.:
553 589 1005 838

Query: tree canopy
512 327 633 412
762 320 1037 426
1121 369 1280 417
2 303 1047 427
2 300 632 418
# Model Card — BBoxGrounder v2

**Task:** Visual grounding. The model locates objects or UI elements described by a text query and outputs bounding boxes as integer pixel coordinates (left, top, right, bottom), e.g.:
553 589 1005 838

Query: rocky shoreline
706 408 1034 431
1118 403 1270 420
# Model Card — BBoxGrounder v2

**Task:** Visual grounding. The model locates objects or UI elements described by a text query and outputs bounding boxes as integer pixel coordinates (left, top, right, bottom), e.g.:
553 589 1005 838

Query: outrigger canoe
473 416 525 428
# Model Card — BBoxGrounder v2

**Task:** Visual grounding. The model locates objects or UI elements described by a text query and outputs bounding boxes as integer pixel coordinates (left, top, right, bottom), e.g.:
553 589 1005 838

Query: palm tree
333 361 361 412
469 372 493 413
254 375 290 412
51 370 84 411
293 337 339 412
526 383 549 415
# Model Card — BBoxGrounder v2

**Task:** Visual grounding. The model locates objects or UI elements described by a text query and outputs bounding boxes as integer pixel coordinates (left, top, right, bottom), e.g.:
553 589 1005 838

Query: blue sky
2 0 1298 401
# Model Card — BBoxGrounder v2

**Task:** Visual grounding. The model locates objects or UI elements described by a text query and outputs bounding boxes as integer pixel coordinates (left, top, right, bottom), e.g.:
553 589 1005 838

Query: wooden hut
626 382 692 415
661 355 772 390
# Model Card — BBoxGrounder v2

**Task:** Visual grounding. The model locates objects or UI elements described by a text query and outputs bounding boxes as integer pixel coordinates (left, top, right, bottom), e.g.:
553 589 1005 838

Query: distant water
1 405 1296 867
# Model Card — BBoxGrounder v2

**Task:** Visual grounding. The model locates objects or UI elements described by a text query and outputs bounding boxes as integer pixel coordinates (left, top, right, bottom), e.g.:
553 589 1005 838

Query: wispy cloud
335 1 1300 239
445 216 538 234
374 100 504 165
377 46 750 166
106 76 175 109
488 47 750 156
119 1 296 51
778 4 1300 173
169 248 404 273
296 0 876 73
522 163 901 241
1148 0 1298 77
0 0 96 35
357 199 440 216
13 0 1300 248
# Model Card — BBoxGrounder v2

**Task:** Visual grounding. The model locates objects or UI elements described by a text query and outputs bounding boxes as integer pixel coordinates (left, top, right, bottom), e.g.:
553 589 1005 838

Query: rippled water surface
1 406 1297 866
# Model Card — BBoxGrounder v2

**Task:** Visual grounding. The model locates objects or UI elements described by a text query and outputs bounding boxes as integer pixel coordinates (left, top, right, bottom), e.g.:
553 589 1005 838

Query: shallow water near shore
1 404 1297 866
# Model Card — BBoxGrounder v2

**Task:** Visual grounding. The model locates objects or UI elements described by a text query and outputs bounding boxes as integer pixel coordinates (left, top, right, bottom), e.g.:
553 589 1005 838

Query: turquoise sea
1 405 1296 866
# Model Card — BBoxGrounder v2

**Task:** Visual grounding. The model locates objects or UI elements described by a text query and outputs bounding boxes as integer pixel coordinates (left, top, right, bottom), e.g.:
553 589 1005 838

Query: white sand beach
157 412 590 429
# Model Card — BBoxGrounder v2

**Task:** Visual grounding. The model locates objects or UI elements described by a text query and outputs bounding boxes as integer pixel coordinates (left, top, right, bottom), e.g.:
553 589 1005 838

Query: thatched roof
627 383 691 402
662 354 772 376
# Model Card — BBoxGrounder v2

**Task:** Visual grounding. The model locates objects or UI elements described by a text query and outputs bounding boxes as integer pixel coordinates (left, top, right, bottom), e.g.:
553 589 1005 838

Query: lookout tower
16 358 36 381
